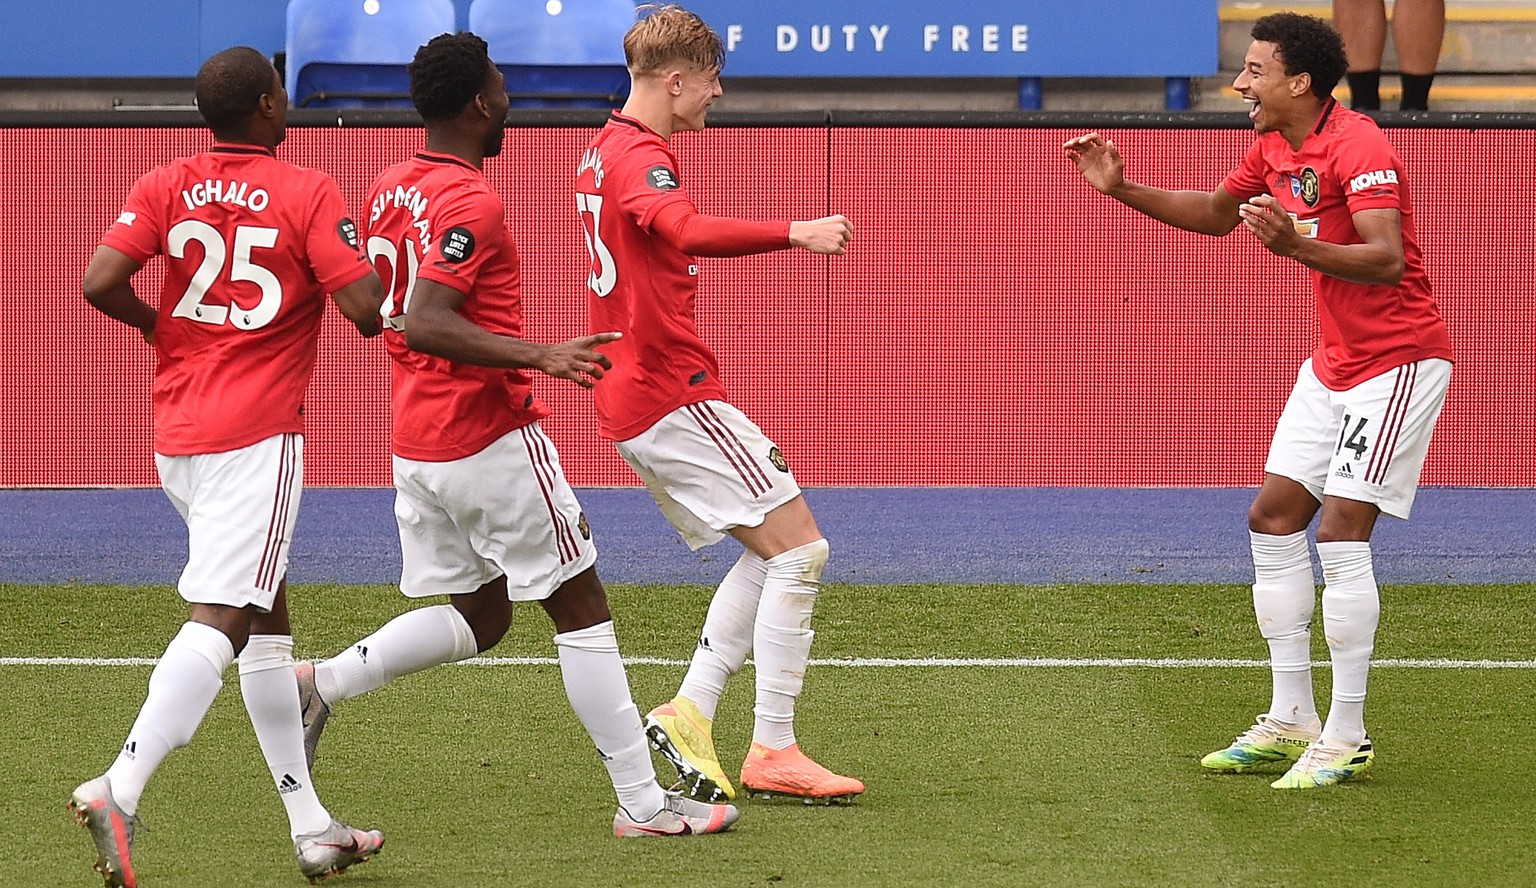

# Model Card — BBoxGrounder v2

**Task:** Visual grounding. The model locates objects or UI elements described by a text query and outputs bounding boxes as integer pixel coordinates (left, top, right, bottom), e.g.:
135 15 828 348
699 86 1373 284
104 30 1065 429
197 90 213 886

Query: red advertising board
1 125 1523 486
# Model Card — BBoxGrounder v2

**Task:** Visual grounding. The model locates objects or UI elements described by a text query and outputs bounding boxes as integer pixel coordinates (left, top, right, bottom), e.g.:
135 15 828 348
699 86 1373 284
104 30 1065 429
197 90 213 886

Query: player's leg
1204 363 1331 771
732 497 862 803
1274 359 1451 789
540 568 736 836
637 546 767 805
300 454 500 766
1392 0 1445 109
204 435 330 838
616 419 755 801
619 400 861 802
71 448 268 886
1334 0 1389 109
247 582 385 880
474 422 734 835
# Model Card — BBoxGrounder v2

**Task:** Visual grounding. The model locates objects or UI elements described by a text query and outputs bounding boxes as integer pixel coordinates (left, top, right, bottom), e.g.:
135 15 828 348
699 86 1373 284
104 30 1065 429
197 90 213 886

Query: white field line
3 656 1535 669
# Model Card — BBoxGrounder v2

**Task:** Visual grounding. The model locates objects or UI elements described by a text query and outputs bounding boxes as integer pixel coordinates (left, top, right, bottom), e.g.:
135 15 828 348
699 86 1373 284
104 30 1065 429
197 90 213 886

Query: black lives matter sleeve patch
440 226 476 262
337 218 359 249
647 165 681 190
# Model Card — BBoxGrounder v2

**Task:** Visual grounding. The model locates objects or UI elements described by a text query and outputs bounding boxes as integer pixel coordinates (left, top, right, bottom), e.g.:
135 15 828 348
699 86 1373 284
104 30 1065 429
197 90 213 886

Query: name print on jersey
577 147 606 188
180 179 269 212
371 185 433 251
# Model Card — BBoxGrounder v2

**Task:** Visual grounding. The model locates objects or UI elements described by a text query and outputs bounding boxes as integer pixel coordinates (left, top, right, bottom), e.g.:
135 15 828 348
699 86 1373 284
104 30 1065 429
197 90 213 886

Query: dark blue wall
0 0 473 77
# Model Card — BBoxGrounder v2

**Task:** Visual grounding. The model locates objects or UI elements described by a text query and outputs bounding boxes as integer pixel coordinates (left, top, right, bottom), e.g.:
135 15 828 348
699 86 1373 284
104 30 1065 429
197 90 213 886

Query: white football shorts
616 400 802 551
155 432 303 611
1265 357 1451 519
392 422 597 600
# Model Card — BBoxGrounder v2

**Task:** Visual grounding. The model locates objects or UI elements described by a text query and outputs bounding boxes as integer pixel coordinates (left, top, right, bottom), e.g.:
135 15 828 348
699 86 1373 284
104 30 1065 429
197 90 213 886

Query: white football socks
553 621 665 819
105 621 234 815
751 539 828 751
1250 530 1319 725
1317 540 1379 745
677 550 766 721
239 634 331 838
314 604 478 705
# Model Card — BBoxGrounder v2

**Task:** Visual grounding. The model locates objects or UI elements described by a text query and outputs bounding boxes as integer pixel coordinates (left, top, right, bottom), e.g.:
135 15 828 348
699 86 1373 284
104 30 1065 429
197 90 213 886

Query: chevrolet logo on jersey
647 165 680 190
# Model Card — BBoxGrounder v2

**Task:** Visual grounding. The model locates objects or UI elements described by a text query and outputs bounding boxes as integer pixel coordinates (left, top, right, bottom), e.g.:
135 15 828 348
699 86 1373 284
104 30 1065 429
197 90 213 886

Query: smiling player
1063 12 1452 788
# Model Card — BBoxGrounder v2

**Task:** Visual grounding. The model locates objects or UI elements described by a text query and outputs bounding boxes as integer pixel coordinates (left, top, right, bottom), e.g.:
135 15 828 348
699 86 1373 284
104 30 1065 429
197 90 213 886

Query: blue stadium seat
468 0 635 108
285 0 456 108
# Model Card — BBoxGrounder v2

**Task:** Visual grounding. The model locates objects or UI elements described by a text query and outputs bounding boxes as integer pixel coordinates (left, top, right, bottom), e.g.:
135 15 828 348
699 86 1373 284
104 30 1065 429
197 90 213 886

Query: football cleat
68 775 141 888
295 660 331 771
1200 714 1321 772
740 742 864 805
1271 735 1375 789
645 697 735 802
613 790 739 837
294 818 384 883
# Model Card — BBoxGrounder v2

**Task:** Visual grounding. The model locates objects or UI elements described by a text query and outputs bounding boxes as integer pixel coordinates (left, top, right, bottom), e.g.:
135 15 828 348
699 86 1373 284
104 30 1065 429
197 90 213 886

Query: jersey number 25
168 220 283 330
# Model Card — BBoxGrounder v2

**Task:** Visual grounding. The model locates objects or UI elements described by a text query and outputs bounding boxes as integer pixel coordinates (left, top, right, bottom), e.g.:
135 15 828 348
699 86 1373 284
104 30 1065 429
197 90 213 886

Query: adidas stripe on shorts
616 400 802 551
1265 357 1451 519
392 423 597 600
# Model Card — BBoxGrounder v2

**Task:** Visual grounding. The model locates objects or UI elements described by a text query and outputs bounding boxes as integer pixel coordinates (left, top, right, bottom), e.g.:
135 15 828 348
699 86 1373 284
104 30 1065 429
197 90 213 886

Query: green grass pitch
4 581 1535 887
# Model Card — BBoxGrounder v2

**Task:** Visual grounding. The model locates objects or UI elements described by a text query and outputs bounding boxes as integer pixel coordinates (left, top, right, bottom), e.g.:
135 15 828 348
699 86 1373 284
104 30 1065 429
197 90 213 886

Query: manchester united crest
1299 167 1320 207
768 446 789 473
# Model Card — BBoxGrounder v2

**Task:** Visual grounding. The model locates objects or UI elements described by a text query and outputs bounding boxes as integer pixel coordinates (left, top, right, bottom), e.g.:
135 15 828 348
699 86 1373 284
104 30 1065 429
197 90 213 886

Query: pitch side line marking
5 656 1535 669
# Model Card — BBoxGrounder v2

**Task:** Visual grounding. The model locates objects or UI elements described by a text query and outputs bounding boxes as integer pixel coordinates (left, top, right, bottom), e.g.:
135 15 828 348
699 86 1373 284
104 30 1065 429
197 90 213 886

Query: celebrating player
1064 12 1452 788
575 4 862 804
71 46 386 887
293 32 737 838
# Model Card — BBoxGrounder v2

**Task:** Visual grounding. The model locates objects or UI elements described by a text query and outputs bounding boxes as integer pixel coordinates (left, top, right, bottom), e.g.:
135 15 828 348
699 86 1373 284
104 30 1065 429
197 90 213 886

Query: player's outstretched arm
331 271 385 338
81 245 156 343
1239 197 1405 285
649 202 793 258
1062 132 1242 237
404 278 618 386
789 215 853 255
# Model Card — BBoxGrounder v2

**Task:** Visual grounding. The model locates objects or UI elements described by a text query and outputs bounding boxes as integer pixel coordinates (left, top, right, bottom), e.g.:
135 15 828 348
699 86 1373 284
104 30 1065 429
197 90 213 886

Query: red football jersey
364 150 547 461
575 112 729 440
1223 100 1453 389
100 143 372 456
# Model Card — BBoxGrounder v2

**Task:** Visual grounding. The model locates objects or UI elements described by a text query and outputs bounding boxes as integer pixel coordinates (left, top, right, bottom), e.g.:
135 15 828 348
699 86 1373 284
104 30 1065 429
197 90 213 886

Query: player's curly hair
194 47 276 133
408 32 494 121
625 4 725 76
1251 13 1347 100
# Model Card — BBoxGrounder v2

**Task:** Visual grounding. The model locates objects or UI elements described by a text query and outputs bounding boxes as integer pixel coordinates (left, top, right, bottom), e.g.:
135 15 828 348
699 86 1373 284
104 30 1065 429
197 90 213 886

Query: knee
1248 502 1297 536
542 569 612 634
454 593 512 652
766 538 830 584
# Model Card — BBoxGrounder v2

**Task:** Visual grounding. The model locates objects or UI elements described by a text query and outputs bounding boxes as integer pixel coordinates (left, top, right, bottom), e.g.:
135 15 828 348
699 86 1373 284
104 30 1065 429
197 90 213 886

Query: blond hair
624 4 725 76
